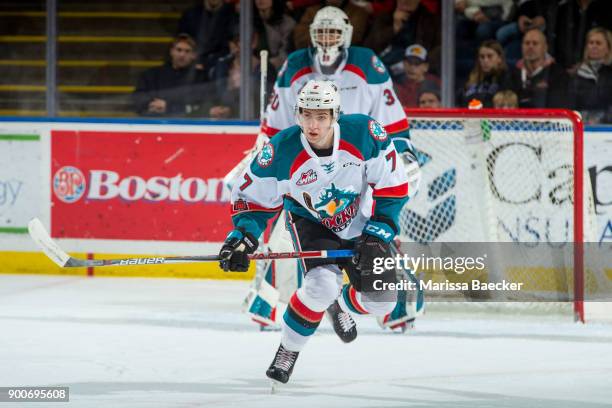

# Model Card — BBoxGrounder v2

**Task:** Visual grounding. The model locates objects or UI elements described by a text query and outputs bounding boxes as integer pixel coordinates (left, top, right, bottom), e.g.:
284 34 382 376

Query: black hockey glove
219 228 258 272
352 219 395 274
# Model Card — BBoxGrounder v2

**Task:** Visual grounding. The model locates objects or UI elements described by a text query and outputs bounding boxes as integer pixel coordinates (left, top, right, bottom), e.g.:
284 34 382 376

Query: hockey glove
219 228 258 272
353 219 396 274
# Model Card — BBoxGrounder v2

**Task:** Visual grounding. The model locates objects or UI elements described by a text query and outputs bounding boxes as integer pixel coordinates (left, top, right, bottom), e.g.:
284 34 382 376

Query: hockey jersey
262 47 410 142
231 114 410 242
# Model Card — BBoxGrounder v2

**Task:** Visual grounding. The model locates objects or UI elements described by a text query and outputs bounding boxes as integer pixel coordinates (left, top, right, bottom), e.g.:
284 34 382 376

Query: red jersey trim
384 118 409 134
290 66 313 84
338 139 365 161
343 64 366 81
372 183 409 198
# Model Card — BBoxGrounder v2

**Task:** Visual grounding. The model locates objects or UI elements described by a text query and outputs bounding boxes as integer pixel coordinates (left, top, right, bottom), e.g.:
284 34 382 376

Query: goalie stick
27 218 354 268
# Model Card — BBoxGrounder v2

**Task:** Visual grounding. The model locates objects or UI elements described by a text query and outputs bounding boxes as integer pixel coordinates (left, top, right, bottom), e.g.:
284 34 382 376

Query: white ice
1 274 611 408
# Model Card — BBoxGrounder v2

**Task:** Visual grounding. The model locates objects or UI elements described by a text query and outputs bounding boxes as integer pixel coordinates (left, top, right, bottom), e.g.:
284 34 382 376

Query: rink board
0 118 259 279
0 118 611 281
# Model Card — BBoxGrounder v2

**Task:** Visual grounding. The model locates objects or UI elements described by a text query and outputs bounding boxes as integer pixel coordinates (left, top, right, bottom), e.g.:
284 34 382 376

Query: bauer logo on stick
53 166 86 203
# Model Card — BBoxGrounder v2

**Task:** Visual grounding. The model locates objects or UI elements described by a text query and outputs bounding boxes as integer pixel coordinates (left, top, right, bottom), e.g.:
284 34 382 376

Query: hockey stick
27 218 354 268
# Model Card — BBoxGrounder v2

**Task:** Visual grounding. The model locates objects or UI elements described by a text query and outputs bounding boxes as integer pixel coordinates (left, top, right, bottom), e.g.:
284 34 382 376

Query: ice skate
326 300 357 343
266 344 299 389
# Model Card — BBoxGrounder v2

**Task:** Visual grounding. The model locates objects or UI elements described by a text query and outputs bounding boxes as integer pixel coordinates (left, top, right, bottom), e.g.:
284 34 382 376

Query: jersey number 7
385 150 397 172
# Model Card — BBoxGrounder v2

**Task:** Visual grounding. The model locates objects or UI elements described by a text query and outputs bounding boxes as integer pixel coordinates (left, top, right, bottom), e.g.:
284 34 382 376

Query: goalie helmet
295 80 341 122
309 6 353 67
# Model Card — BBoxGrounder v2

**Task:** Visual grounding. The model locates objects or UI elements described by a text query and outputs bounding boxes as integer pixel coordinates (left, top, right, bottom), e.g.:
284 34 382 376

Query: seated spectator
285 0 320 21
550 0 612 71
177 0 239 70
455 0 514 43
132 34 207 117
458 40 512 107
570 27 612 124
417 83 441 108
492 89 518 108
293 0 369 49
364 0 441 74
254 0 296 70
349 0 395 18
394 44 441 107
205 30 276 119
495 0 553 66
509 28 570 108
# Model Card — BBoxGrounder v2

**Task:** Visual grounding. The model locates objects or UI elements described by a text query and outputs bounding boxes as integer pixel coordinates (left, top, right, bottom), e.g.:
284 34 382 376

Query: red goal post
402 108 586 322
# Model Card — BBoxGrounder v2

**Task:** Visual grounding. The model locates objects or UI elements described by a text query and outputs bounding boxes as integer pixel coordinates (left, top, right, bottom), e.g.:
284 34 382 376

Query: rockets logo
368 120 388 142
314 183 360 232
371 55 386 74
257 143 274 168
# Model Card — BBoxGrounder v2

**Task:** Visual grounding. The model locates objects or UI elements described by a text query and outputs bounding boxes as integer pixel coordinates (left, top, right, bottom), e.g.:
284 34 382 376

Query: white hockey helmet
295 80 341 123
309 6 353 67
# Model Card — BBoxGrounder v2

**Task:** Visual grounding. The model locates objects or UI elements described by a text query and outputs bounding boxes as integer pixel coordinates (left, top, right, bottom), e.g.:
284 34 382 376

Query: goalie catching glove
219 228 258 272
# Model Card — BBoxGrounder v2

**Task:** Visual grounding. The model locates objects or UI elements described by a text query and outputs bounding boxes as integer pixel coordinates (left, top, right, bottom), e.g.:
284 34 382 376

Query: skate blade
270 379 284 394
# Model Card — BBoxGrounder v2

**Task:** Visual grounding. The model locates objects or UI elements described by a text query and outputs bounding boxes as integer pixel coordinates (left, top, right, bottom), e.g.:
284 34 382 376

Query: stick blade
28 218 70 267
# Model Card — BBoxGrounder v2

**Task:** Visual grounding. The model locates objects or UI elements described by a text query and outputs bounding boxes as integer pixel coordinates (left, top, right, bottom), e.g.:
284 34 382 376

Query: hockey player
219 80 412 384
239 5 421 332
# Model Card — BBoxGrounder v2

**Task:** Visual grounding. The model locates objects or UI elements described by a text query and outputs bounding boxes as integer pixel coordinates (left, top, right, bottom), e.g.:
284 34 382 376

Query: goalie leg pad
244 280 280 327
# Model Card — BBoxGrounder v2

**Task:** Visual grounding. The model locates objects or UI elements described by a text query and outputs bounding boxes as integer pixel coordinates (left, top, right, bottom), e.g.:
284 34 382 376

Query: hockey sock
281 291 325 351
338 284 369 315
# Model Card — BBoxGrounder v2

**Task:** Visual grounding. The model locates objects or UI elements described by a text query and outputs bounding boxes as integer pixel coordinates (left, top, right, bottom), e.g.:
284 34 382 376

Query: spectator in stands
495 0 553 66
394 44 440 107
510 28 570 108
254 0 296 70
293 0 369 49
132 34 207 117
549 0 612 71
349 0 394 18
455 0 514 43
285 0 319 21
417 83 442 108
570 27 612 124
177 0 239 70
364 0 441 76
458 40 512 107
204 29 276 119
492 89 518 108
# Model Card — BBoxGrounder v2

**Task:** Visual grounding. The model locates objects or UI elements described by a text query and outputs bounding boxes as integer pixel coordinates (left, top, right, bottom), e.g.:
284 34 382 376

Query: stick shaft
64 249 354 268
259 49 268 121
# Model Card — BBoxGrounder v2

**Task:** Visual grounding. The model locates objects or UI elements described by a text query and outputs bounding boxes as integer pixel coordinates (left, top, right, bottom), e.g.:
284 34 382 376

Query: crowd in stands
132 0 612 124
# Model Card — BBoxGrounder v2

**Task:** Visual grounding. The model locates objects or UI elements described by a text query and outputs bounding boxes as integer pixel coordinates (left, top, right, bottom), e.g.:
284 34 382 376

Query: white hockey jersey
262 47 411 142
231 114 410 241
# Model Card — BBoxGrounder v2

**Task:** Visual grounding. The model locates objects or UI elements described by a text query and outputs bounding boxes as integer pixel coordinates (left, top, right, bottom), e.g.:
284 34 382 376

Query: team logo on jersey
371 55 386 74
53 166 86 203
314 183 360 232
296 169 317 186
322 162 335 174
368 120 388 142
257 143 274 168
232 199 250 213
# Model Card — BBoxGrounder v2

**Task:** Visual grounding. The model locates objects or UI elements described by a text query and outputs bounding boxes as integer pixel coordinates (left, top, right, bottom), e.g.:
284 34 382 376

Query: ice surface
1 275 611 408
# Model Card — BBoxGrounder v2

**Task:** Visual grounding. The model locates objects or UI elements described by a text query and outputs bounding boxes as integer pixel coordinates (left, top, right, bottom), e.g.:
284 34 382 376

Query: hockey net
398 109 609 322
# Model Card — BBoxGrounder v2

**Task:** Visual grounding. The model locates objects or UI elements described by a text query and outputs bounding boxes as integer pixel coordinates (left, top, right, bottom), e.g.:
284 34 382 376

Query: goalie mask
309 6 353 67
295 80 341 126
